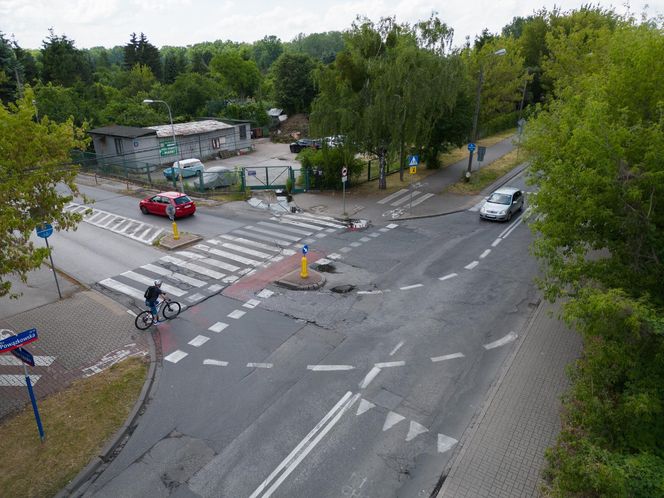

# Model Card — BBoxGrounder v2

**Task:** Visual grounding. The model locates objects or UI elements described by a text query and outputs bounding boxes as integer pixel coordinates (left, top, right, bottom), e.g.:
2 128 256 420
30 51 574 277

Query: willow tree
0 89 87 298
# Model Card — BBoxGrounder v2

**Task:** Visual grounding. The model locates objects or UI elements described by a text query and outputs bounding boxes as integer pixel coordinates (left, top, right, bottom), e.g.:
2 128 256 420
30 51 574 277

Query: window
239 125 247 140
114 138 124 155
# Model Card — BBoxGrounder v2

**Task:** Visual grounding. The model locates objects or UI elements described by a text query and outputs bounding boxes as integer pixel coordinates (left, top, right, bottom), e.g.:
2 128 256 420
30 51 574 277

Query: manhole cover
330 284 355 294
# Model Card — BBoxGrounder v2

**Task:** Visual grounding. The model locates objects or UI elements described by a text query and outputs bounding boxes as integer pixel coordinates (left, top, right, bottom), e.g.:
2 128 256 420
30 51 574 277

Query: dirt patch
271 114 310 143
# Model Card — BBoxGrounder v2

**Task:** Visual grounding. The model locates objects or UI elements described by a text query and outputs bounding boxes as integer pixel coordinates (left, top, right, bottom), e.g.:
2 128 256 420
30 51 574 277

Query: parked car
163 158 205 180
479 187 524 221
289 138 322 153
185 165 239 190
324 135 345 148
139 191 196 218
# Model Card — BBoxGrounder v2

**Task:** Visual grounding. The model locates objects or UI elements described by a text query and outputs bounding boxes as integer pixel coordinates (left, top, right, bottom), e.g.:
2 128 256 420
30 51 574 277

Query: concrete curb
435 297 544 497
57 326 159 498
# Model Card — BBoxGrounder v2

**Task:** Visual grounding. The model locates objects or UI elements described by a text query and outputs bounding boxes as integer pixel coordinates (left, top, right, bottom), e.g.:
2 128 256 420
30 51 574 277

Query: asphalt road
82 176 541 497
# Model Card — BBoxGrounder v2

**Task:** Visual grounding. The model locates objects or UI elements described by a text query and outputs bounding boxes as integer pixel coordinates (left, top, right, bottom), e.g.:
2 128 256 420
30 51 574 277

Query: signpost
341 167 348 218
0 328 45 441
407 155 420 211
35 224 62 299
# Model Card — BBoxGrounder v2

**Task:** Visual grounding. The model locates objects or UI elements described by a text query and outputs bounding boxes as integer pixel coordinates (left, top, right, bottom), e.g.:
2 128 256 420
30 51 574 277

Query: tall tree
272 52 316 114
0 31 19 102
252 35 283 73
40 29 92 86
209 50 261 98
0 89 88 298
124 32 161 80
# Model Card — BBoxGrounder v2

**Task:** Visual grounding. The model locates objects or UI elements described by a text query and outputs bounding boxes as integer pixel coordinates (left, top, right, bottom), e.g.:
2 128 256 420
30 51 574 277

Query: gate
241 165 298 191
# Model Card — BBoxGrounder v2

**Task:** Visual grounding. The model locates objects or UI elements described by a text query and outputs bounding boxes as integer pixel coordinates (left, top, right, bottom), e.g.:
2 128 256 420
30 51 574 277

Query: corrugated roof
88 125 156 138
147 119 234 138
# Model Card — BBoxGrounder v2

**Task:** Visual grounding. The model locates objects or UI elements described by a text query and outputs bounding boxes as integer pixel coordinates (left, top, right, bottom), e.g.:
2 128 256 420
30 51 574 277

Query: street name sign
0 328 38 354
11 347 35 367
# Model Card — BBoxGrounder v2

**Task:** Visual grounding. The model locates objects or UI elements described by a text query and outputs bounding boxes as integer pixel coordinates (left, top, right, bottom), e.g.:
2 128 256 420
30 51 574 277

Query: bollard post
300 255 308 279
172 221 180 240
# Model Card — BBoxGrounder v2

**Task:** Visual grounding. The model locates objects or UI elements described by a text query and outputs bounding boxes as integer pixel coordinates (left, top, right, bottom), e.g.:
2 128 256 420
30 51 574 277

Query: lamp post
143 99 184 193
465 48 506 181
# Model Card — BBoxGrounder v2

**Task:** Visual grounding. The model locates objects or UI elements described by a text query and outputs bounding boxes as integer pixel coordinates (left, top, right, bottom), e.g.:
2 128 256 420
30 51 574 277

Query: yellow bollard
300 255 309 279
172 221 180 240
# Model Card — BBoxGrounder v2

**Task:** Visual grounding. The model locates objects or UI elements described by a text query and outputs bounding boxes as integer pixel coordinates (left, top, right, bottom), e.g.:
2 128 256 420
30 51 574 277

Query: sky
0 0 661 50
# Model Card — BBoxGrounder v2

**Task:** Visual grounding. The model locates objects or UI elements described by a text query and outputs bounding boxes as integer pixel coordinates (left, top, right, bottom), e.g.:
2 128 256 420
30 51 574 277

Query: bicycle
134 298 181 330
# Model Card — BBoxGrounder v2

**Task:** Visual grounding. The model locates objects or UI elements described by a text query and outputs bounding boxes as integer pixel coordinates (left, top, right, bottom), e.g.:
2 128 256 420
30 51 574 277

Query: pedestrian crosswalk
377 188 435 209
65 202 164 245
98 213 347 306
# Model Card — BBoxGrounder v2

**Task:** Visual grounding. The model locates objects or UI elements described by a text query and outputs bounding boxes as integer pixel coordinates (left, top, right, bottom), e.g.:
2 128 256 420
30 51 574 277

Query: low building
87 119 252 170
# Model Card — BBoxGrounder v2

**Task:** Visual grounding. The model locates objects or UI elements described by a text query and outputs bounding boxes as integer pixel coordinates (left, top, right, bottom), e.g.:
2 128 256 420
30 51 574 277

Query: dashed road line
307 365 355 371
431 352 465 363
464 261 479 270
439 273 458 281
399 284 423 291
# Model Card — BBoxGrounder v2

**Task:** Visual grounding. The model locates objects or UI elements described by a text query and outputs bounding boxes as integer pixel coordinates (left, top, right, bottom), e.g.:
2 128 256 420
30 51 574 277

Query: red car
139 191 196 218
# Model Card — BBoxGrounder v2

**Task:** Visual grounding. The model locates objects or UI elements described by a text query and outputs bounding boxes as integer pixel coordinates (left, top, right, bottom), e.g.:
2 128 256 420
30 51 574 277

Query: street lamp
465 48 507 181
143 98 184 193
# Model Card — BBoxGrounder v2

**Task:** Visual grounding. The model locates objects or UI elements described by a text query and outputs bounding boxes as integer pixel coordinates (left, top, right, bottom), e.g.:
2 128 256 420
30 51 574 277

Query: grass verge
445 149 525 195
0 356 148 498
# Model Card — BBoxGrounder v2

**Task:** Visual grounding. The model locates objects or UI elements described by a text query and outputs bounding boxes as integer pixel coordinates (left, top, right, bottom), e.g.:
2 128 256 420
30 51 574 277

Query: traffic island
276 268 326 291
158 232 202 250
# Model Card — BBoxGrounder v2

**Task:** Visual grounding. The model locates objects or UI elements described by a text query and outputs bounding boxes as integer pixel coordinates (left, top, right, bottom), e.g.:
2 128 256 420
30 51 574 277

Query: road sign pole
44 237 62 299
23 363 45 442
342 180 346 218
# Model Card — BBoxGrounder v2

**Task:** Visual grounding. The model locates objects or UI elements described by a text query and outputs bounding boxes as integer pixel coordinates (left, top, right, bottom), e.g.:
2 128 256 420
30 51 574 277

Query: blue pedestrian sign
407 155 419 166
467 143 476 152
0 328 38 354
36 223 53 239
302 244 309 255
11 347 35 367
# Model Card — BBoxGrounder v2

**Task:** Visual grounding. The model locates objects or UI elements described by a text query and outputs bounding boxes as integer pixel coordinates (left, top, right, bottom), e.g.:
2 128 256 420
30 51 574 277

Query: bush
297 146 362 190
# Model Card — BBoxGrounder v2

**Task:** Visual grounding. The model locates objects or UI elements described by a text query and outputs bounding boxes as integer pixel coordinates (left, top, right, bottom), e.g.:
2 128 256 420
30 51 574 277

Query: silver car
479 187 524 221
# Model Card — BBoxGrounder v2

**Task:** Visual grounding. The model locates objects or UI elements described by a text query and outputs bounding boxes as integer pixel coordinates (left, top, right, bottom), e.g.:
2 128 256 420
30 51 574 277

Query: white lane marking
307 365 355 371
243 299 261 309
216 235 286 254
439 273 458 281
247 362 273 369
356 399 375 416
270 217 325 231
0 374 41 387
358 366 381 389
315 258 331 265
249 392 359 498
409 192 435 207
99 278 145 300
389 341 404 356
350 242 362 247
160 255 226 280
383 412 406 431
291 213 346 229
379 228 389 232
369 232 381 237
189 335 210 347
502 216 523 239
228 310 246 320
208 284 223 292
203 359 228 366
357 290 383 295
391 190 422 207
386 223 399 229
431 352 465 363
328 253 342 260
210 240 274 259
164 350 188 363
377 189 409 204
197 245 263 267
0 355 55 367
121 271 186 296
243 226 301 242
359 237 371 242
438 434 458 453
491 238 502 247
483 331 518 350
480 249 491 259
399 284 423 291
232 229 294 247
339 247 352 253
258 221 312 236
126 310 137 317
141 264 207 287
208 322 229 333
406 421 429 442
257 289 274 299
374 361 405 368
498 217 521 238
464 261 479 270
186 293 205 303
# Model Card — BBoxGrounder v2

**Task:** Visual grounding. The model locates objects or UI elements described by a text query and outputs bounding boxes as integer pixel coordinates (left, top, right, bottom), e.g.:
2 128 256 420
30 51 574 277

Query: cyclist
144 280 167 324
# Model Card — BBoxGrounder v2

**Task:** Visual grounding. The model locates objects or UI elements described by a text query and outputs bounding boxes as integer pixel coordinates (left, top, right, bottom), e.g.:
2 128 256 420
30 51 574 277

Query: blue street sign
467 143 476 152
247 170 257 176
36 223 53 239
11 347 35 367
0 328 38 354
407 155 419 166
302 244 309 255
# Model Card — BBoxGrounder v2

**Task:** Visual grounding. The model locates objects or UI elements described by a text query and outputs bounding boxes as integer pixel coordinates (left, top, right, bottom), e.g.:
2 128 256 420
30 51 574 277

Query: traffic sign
11 347 35 367
247 169 257 176
468 143 476 152
302 244 309 255
341 167 348 177
0 328 38 354
407 155 419 166
36 223 53 239
409 166 417 175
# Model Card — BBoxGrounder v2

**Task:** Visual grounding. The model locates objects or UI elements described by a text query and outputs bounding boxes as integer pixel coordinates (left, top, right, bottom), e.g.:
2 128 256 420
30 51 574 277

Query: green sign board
159 141 178 157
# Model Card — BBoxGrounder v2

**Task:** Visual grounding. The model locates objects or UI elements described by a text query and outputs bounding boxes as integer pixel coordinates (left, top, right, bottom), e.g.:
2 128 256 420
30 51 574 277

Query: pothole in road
316 263 336 273
330 284 355 294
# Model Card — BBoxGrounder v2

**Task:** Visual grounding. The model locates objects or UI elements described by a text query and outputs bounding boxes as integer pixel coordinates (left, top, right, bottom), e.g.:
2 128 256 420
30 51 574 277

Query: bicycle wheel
162 301 181 320
135 311 154 330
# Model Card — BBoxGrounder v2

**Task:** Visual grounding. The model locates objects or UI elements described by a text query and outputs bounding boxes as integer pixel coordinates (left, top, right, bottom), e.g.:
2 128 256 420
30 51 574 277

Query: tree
162 46 189 84
272 52 317 114
209 50 261 98
0 90 88 298
40 29 92 86
287 31 345 63
252 35 283 73
161 72 222 119
124 33 161 80
0 31 19 102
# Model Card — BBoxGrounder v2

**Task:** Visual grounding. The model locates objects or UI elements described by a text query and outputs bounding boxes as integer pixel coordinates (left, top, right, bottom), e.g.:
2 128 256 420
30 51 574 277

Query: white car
479 187 524 221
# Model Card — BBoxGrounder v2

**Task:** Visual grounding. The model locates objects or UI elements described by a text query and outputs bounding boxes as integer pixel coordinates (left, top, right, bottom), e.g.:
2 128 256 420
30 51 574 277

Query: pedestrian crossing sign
407 155 419 167
410 166 417 175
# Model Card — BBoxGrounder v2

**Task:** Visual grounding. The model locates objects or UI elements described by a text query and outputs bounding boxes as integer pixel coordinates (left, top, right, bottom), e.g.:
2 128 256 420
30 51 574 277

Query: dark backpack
144 286 157 300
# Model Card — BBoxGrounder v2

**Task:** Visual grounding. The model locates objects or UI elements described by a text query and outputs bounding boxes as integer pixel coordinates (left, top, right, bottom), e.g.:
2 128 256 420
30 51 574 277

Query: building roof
146 119 234 138
87 125 156 139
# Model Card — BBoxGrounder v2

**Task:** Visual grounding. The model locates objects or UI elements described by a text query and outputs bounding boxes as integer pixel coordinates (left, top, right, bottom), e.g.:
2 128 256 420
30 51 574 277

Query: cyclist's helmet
154 279 162 287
